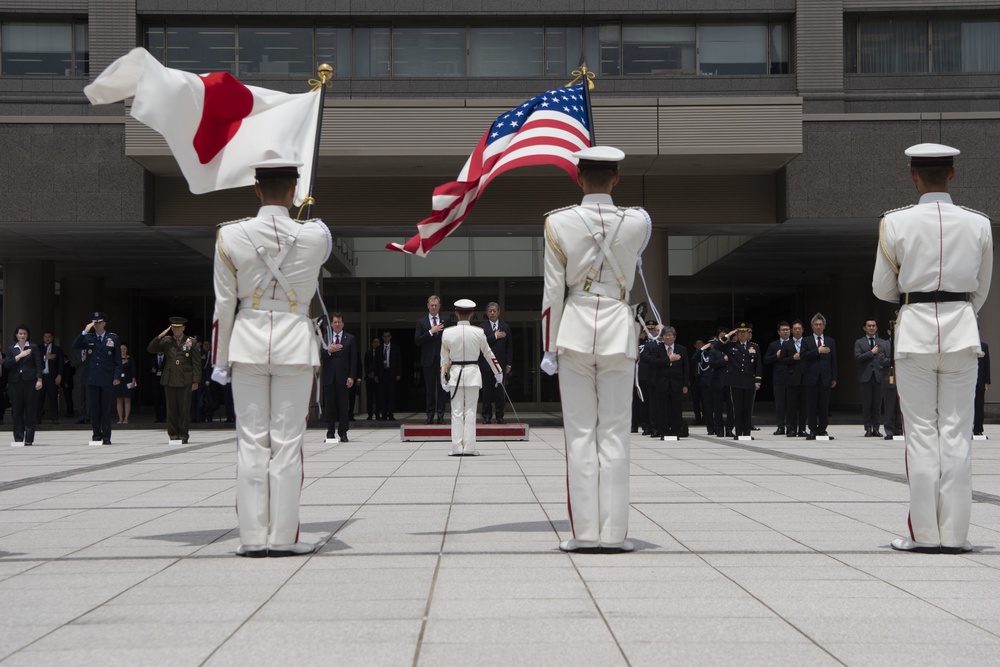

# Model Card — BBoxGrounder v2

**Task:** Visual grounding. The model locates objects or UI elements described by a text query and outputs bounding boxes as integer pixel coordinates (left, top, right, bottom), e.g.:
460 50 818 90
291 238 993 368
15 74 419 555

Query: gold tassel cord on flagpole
567 64 596 89
296 196 316 220
308 63 334 92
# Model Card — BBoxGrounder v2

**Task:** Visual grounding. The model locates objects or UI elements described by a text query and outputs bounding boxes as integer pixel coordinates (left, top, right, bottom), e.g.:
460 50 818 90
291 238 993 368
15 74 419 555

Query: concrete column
2 261 55 344
59 277 103 349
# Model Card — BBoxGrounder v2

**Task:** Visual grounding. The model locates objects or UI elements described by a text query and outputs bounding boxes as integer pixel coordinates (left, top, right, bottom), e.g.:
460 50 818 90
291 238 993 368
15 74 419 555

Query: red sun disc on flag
192 72 254 165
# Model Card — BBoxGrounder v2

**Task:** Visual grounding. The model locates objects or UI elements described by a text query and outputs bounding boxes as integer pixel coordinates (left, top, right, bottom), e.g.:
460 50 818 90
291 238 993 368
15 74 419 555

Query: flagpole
570 62 597 147
300 63 333 220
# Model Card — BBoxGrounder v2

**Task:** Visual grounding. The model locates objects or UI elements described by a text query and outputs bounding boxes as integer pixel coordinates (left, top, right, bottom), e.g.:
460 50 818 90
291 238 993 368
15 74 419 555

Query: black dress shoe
630 428 638 434
864 429 873 437
805 433 816 440
102 439 112 445
388 414 395 420
425 418 433 425
496 418 505 424
327 432 337 439
24 442 33 446
484 418 493 424
716 431 726 437
751 426 760 431
339 435 349 443
786 431 797 437
872 429 882 437
773 427 785 435
973 430 984 436
641 430 651 436
725 430 734 438
182 438 189 444
884 434 894 440
436 416 445 425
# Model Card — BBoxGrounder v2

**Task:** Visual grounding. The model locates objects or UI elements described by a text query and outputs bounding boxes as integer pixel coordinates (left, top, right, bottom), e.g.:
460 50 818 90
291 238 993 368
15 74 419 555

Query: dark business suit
322 331 357 439
708 338 735 436
723 341 762 437
637 336 657 434
36 341 63 422
377 342 402 420
801 333 837 436
975 342 991 435
3 343 43 443
764 338 790 431
364 344 381 420
695 346 726 435
780 338 807 436
643 341 689 436
479 319 512 422
72 330 123 443
415 314 452 421
854 335 888 434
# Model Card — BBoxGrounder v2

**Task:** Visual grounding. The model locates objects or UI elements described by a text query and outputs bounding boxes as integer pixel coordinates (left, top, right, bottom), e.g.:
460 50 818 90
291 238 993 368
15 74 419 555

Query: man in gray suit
854 319 888 437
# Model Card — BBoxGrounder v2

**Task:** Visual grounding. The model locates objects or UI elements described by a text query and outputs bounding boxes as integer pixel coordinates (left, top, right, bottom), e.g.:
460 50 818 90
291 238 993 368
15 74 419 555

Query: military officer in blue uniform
72 312 122 444
723 322 762 439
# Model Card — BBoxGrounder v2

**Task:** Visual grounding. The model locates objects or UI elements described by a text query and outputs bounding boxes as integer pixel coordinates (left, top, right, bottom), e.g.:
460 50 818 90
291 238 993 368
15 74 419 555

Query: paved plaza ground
3 422 1000 666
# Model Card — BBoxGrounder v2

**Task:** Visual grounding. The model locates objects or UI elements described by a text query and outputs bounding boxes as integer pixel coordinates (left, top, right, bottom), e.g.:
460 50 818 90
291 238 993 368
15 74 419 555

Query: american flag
387 83 592 256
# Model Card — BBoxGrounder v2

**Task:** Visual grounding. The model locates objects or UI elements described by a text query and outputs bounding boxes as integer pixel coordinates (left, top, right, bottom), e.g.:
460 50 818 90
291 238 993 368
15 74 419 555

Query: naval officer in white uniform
541 146 652 553
440 299 502 456
873 143 993 554
211 157 332 557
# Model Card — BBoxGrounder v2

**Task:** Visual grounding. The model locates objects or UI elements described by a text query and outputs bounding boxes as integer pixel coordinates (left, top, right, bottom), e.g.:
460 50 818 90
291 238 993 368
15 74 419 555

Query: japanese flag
84 48 320 205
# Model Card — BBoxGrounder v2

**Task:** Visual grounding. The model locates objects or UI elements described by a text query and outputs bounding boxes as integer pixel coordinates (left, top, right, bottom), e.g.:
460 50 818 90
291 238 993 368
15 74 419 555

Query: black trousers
365 377 379 418
423 365 448 418
784 385 806 434
710 386 734 435
61 382 74 417
883 383 902 436
153 382 166 421
481 375 504 420
805 383 831 434
165 384 193 440
9 378 39 443
378 373 396 418
87 384 114 441
773 382 787 429
324 380 351 437
974 382 987 433
37 374 59 420
700 380 716 433
730 386 755 436
639 379 655 432
655 388 684 435
689 382 703 423
860 376 882 430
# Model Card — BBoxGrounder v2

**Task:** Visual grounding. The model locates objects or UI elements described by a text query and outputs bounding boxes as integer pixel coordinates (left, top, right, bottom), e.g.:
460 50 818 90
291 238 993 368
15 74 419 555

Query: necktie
818 336 823 347
493 322 498 332
667 346 672 356
432 316 438 327
795 339 801 352
44 344 51 374
384 345 389 367
869 337 875 349
335 334 340 345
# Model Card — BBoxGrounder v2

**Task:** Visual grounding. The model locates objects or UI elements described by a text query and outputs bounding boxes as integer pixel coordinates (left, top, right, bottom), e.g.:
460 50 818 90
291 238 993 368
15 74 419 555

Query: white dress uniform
212 199 332 551
441 309 501 455
872 143 993 551
541 147 652 550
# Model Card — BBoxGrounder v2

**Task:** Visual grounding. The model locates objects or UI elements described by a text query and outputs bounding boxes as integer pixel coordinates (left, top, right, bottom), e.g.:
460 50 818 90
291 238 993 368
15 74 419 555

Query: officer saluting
147 317 201 444
541 145 651 553
723 322 762 439
72 312 122 445
873 143 993 554
211 156 332 558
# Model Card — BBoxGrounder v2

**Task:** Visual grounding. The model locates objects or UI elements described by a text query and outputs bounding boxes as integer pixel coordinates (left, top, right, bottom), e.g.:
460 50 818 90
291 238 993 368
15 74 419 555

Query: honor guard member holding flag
147 317 201 444
873 143 993 554
440 299 502 456
211 157 332 558
72 312 122 445
541 146 651 553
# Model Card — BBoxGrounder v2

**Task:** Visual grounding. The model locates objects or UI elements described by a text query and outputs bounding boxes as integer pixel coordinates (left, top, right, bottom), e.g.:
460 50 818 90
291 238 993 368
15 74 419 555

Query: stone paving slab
2 425 1000 665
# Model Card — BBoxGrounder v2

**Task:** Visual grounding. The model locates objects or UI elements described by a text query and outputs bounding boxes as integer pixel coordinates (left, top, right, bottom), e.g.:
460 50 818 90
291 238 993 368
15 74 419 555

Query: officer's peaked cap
251 151 302 180
169 317 188 326
89 311 107 323
454 299 476 310
573 145 625 170
905 143 959 168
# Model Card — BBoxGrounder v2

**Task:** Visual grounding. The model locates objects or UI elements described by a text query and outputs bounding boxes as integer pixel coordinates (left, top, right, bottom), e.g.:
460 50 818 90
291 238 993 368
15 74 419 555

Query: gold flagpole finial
309 63 334 91
567 64 596 90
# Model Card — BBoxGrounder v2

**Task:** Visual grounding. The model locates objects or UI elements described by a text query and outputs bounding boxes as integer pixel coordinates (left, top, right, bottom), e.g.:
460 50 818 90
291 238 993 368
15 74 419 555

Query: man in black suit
779 320 807 437
764 321 791 435
642 326 689 437
4 325 43 444
975 340 991 436
878 323 902 440
36 330 63 424
479 302 512 423
363 337 382 420
636 321 659 435
321 312 357 442
854 319 888 437
377 330 401 421
415 294 452 424
801 313 837 440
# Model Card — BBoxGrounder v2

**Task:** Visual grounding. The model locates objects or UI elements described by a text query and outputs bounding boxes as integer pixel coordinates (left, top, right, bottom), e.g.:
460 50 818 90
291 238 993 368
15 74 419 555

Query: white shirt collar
581 193 614 206
919 192 953 205
257 205 290 217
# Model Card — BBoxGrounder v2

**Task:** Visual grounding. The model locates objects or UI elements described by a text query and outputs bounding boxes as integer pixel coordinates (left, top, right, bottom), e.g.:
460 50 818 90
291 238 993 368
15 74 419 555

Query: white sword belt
569 281 628 301
239 297 299 313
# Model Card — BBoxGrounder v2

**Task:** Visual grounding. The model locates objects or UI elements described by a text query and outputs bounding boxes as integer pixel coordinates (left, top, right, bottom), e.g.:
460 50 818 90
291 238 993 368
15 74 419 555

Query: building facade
1 0 998 413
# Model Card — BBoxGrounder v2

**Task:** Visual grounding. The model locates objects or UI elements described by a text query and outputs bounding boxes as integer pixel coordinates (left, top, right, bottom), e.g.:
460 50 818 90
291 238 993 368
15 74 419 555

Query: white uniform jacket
541 194 651 358
441 322 501 389
873 193 993 357
212 205 332 368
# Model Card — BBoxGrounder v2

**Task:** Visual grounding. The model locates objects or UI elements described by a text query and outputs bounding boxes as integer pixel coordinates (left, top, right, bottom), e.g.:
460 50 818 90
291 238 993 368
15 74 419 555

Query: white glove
211 365 231 386
494 372 503 385
540 351 558 376
441 383 450 392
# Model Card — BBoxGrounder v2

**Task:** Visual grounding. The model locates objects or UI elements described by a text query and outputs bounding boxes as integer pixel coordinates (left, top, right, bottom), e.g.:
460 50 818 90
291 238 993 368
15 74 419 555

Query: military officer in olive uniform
72 312 122 445
723 322 762 439
148 317 201 443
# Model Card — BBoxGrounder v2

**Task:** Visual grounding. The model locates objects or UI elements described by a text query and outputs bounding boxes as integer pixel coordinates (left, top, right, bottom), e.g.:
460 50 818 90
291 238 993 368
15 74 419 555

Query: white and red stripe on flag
388 84 592 257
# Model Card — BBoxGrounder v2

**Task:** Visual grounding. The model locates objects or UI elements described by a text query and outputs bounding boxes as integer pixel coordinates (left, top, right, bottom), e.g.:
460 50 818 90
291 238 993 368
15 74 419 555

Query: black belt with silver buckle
899 291 969 306
450 361 477 366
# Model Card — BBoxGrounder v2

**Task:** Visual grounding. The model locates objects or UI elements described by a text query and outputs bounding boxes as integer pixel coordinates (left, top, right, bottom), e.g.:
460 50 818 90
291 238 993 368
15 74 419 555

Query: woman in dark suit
3 324 43 445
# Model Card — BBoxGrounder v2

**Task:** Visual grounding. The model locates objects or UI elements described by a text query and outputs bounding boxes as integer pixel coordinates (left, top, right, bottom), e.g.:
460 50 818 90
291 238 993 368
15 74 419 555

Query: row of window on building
2 17 1000 78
